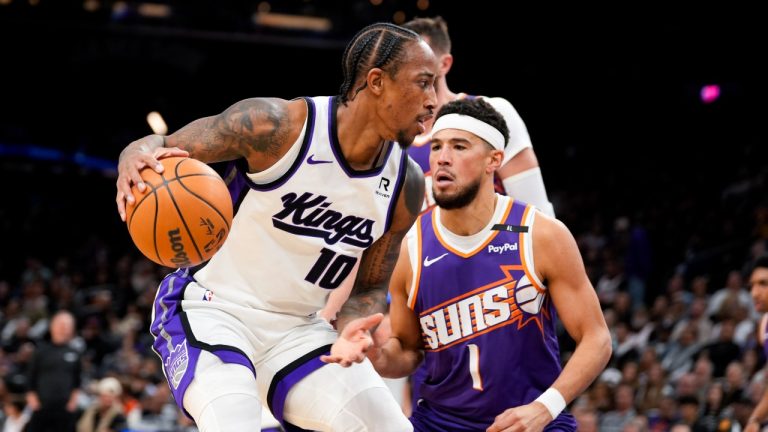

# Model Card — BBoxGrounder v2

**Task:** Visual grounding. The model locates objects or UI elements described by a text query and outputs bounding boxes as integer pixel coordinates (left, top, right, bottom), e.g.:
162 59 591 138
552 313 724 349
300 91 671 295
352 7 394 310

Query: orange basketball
125 157 233 268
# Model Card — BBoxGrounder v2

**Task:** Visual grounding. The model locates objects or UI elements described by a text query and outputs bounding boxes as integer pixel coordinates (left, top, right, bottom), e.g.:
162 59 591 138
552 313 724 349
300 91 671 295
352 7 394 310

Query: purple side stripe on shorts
213 349 255 375
150 270 257 418
151 270 201 416
271 356 326 423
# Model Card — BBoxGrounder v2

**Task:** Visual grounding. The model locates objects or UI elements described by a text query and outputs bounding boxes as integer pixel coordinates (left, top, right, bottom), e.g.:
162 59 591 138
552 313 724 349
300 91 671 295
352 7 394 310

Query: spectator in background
599 383 637 431
76 377 125 432
744 255 768 430
676 395 700 428
26 310 81 432
708 270 754 321
701 320 742 378
572 406 599 432
647 395 678 432
636 362 672 414
670 297 713 346
2 395 31 432
661 326 702 382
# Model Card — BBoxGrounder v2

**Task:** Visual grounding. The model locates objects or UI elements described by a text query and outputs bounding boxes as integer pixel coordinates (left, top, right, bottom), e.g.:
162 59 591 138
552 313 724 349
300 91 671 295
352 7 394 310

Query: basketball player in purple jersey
115 23 438 432
371 98 611 431
746 255 768 430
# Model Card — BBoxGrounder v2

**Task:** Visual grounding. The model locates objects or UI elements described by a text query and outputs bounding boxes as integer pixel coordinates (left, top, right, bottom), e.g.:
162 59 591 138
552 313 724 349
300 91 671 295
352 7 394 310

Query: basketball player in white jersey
115 23 438 431
403 16 555 216
369 98 610 431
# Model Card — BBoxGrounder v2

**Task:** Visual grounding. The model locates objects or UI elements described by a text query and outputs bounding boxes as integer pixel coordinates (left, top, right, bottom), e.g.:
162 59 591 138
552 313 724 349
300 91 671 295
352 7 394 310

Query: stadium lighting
147 111 168 135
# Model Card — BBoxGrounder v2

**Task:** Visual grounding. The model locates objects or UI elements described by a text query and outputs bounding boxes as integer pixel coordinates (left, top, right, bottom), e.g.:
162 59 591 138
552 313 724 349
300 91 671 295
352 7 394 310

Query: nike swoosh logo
423 253 449 267
307 154 333 165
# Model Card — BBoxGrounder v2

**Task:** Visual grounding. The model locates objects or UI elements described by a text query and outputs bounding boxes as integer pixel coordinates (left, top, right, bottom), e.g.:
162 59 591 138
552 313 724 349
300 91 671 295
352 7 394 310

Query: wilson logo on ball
168 228 192 267
125 157 234 268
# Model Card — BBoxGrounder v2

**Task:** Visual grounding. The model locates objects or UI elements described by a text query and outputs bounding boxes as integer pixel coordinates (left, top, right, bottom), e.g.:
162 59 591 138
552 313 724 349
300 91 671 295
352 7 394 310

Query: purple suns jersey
406 195 576 431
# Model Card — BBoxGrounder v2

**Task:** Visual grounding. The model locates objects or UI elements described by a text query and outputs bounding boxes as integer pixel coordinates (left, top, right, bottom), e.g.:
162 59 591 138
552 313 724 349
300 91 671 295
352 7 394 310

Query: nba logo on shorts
203 290 214 301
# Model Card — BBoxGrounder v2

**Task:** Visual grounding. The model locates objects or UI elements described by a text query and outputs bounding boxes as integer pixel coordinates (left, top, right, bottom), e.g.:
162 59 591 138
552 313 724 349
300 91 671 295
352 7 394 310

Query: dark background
1 1 767 295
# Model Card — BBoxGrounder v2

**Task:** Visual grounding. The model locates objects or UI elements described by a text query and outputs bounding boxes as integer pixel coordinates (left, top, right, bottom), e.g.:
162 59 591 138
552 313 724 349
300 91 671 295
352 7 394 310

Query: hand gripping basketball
124 157 233 268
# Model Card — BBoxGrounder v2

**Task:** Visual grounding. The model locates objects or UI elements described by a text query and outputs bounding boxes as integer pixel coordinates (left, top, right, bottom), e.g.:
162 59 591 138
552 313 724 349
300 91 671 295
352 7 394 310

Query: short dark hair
338 23 421 105
402 16 451 55
434 98 509 149
752 254 768 273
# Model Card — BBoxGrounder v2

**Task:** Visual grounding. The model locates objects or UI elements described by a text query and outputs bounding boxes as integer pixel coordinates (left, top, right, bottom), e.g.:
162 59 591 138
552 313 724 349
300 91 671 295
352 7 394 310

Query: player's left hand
486 401 552 432
321 313 384 367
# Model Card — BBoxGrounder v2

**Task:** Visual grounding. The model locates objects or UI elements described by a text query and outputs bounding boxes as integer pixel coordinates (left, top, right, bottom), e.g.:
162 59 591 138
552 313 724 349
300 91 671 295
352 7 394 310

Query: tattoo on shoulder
171 98 290 162
219 98 288 159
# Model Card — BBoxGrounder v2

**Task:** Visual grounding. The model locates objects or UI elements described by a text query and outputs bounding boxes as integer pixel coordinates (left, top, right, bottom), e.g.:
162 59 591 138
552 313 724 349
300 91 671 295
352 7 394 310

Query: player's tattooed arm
115 97 301 221
167 97 295 165
338 158 425 323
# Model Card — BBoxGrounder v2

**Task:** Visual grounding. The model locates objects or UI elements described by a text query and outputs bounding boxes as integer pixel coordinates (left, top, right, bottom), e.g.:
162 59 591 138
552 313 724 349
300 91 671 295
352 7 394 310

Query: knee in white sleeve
184 351 262 431
329 387 413 432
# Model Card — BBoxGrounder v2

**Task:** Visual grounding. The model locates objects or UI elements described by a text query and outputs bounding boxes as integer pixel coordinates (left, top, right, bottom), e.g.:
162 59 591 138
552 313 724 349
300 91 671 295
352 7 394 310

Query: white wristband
535 388 566 419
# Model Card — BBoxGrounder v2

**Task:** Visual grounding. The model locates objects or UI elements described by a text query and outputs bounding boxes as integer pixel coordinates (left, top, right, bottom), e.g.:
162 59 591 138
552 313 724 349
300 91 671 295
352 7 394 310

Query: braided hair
338 22 421 105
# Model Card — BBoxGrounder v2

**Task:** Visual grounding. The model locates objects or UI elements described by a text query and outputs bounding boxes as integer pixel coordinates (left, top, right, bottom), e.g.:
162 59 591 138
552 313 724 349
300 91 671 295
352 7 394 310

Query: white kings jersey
192 96 407 316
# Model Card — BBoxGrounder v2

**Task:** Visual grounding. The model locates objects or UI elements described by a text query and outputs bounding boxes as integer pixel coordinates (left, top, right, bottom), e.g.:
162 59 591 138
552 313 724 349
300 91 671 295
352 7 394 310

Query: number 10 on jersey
305 247 358 289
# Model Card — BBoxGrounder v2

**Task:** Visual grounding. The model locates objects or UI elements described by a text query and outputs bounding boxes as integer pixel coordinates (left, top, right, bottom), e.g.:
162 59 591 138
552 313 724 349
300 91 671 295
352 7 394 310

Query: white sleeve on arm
502 167 555 217
481 96 532 164
482 96 555 217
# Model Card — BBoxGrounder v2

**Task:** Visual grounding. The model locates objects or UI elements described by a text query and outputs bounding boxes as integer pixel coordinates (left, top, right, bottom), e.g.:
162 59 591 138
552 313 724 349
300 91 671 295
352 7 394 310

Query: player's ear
440 53 453 76
367 68 385 96
487 149 503 173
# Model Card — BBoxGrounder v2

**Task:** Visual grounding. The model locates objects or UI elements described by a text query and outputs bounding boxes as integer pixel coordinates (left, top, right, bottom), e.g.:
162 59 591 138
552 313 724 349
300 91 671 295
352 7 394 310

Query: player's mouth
433 170 454 187
417 114 433 134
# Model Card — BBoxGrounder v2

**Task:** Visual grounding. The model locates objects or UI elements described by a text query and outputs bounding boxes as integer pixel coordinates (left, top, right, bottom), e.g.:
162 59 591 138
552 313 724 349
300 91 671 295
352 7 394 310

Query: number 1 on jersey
305 247 357 289
468 344 483 391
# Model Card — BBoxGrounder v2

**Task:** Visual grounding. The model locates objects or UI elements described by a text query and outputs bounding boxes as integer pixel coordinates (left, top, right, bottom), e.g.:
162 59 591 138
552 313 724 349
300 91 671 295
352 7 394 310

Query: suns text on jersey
419 282 527 351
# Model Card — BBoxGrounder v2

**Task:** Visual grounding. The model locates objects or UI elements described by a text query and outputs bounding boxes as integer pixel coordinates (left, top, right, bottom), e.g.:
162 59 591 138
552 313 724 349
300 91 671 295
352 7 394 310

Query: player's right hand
487 402 552 432
321 313 384 367
116 137 188 221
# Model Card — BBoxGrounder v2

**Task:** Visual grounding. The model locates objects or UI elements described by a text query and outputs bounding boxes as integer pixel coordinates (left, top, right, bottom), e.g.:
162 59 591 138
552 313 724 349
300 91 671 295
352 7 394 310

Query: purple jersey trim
327 96 397 178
